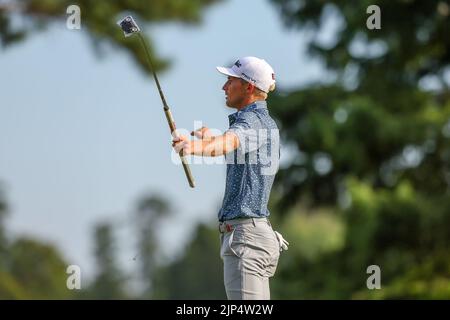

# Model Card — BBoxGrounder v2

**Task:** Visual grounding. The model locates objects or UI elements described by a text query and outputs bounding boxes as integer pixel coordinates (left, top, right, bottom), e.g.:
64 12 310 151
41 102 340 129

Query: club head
117 15 140 37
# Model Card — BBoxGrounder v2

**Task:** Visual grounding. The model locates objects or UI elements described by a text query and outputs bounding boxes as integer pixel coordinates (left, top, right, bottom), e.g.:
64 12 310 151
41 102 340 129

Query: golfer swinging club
173 56 289 300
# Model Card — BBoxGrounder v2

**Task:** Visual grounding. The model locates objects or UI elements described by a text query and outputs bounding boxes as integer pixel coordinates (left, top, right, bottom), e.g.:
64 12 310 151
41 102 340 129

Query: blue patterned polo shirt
218 100 280 222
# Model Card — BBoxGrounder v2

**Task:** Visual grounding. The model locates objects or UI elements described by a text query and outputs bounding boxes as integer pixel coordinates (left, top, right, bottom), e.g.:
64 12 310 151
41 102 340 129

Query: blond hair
241 79 275 99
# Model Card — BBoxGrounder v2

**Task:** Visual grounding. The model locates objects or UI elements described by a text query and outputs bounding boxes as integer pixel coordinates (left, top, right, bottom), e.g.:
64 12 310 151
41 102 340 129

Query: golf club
117 15 195 188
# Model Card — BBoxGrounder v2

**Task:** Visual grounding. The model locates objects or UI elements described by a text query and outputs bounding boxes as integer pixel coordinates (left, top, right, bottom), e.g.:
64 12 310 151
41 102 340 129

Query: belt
218 217 269 233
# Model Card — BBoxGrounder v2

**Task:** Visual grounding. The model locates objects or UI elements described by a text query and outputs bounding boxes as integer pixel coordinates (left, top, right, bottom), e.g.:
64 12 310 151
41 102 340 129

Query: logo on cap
241 72 257 84
234 60 242 68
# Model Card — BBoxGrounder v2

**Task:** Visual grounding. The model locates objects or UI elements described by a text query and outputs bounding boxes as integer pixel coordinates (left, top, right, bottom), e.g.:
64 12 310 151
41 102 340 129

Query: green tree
153 224 225 300
8 238 74 299
134 193 171 298
0 271 27 299
85 222 128 299
0 187 24 299
0 0 222 74
0 184 8 270
269 0 450 208
267 0 450 299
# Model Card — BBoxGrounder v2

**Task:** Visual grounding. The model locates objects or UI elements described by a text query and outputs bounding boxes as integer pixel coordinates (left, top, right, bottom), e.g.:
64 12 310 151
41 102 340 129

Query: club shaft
137 34 195 188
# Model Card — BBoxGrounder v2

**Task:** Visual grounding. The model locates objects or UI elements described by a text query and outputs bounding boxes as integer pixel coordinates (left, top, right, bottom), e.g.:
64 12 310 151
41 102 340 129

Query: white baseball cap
216 56 276 93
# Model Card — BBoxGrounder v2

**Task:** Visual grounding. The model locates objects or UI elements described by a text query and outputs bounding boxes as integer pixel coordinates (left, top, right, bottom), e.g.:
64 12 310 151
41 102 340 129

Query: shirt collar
228 100 267 124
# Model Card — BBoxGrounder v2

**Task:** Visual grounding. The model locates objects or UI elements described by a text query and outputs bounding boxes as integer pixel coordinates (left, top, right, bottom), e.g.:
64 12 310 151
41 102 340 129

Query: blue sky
0 0 324 280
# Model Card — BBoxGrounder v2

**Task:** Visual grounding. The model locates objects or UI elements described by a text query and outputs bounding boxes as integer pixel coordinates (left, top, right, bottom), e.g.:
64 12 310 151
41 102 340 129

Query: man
173 56 288 300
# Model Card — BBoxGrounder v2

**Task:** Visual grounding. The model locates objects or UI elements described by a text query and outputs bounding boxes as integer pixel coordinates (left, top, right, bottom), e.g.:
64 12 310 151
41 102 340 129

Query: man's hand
172 133 192 155
172 126 211 155
172 126 239 157
191 126 212 140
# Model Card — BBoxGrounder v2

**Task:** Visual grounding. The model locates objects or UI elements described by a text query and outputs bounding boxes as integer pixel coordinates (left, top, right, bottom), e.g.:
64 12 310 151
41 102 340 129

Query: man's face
222 76 247 109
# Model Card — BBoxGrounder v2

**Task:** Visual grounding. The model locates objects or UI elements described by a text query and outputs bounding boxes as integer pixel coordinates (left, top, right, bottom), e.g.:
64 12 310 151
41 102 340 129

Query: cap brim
216 66 240 78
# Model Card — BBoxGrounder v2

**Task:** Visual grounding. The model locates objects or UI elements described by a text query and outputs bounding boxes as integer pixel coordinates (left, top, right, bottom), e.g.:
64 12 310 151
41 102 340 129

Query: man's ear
246 82 255 93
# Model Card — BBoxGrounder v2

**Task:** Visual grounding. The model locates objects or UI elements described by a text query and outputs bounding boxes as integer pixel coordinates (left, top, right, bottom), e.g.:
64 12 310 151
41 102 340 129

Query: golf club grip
164 108 196 188
180 156 195 188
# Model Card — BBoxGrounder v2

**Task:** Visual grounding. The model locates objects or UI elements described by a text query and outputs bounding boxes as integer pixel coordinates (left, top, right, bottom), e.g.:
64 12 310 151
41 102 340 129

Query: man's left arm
173 130 240 157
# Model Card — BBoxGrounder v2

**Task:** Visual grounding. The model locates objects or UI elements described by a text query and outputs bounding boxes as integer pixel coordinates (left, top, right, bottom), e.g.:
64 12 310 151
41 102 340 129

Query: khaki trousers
219 218 280 300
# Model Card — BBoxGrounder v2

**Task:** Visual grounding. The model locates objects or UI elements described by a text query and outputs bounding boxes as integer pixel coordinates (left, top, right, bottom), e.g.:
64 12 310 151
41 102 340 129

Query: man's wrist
184 141 194 156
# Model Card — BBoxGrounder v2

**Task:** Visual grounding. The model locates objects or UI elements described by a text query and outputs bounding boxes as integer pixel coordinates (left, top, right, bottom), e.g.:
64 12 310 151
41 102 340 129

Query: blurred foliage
0 185 8 270
153 224 226 300
272 180 450 299
0 186 75 299
81 222 129 299
280 207 345 262
264 0 450 299
7 238 74 299
0 0 222 74
135 193 172 298
0 236 75 299
268 0 450 209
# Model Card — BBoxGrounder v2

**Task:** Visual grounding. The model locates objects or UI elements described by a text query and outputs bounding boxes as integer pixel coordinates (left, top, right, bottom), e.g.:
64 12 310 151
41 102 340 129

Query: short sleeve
226 113 265 154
